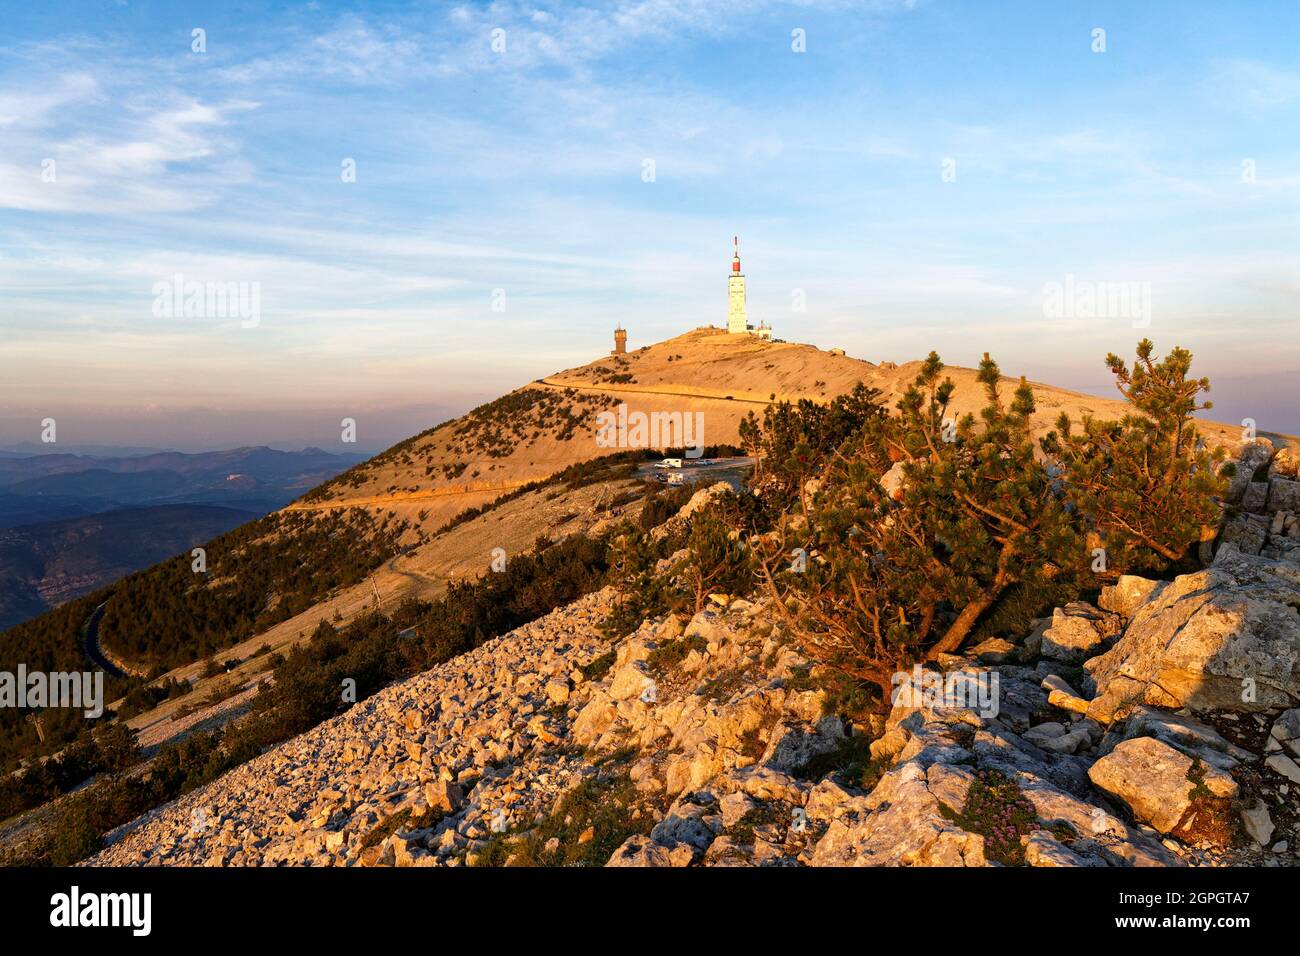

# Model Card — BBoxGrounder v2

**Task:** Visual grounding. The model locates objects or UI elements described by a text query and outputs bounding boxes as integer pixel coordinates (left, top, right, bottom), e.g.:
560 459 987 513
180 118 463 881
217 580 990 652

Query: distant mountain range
0 445 365 528
0 446 365 630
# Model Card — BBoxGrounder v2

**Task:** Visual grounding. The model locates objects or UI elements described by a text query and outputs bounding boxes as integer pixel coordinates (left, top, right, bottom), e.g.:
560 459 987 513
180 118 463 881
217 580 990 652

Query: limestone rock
609 660 654 702
761 716 846 774
1023 830 1099 867
88 525 1275 873
923 762 974 815
971 637 1018 664
605 835 693 867
1041 602 1118 663
718 791 756 828
808 667 1178 867
1219 515 1267 554
1240 800 1275 846
1122 707 1253 771
807 762 988 867
1226 440 1273 503
879 461 907 500
804 777 866 823
1041 673 1090 715
1087 737 1237 835
1026 722 1091 754
1085 545 1300 718
1269 477 1300 512
1021 618 1048 659
1099 576 1167 620
1271 447 1299 480
1270 708 1300 759
1264 753 1300 784
544 678 571 705
649 804 719 855
572 690 618 746
423 780 464 814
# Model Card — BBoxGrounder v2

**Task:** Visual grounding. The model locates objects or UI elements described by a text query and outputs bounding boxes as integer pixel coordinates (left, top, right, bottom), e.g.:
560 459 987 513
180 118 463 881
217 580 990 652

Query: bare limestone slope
108 474 644 753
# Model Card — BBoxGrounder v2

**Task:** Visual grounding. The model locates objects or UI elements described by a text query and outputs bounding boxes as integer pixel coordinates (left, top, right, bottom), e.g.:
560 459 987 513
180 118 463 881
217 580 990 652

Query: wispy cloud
0 85 256 212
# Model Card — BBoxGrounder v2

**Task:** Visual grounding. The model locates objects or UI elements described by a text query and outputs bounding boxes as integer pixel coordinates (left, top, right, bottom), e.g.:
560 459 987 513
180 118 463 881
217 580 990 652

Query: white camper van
655 458 684 469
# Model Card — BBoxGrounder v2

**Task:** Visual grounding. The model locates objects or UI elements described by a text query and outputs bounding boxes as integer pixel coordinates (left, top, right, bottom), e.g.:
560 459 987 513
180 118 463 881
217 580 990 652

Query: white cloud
0 92 255 212
0 72 100 128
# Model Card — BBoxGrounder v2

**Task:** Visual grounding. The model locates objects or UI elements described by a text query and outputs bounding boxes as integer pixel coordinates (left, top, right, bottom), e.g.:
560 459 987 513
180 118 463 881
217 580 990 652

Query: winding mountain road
79 602 125 678
79 602 148 678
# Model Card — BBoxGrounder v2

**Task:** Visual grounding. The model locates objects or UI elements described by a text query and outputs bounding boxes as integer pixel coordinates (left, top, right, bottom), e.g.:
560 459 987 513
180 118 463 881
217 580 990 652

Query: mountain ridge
294 328 1287 527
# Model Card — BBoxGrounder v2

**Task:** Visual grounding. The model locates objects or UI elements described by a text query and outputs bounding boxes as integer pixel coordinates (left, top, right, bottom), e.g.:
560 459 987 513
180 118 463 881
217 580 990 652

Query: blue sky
1 0 1297 451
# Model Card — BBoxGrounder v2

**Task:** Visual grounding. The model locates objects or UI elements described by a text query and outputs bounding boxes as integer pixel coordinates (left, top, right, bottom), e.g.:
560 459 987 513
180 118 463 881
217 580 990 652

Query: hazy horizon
3 345 1294 454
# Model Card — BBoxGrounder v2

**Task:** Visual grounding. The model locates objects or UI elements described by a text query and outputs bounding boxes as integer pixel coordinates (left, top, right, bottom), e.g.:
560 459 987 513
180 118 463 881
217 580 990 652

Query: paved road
80 602 127 678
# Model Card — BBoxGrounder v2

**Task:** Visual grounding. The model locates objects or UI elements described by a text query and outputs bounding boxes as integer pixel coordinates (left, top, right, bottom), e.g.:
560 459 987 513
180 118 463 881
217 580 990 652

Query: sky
1 0 1297 452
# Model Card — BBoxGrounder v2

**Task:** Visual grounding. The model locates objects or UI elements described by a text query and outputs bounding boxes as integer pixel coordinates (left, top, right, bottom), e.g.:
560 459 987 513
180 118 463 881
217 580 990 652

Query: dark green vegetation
602 522 680 639
602 487 758 638
678 504 754 613
636 482 695 531
646 633 708 676
112 677 192 722
0 723 139 825
738 382 889 515
0 598 133 778
746 340 1229 700
1041 341 1229 570
99 508 407 669
589 355 636 385
4 725 264 866
755 351 1090 689
0 448 680 824
578 650 616 682
0 337 1235 865
788 731 886 792
449 387 616 457
358 805 447 853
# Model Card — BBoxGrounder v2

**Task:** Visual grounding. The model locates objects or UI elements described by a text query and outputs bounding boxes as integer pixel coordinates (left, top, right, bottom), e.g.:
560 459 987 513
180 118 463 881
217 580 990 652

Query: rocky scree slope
90 490 1300 866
